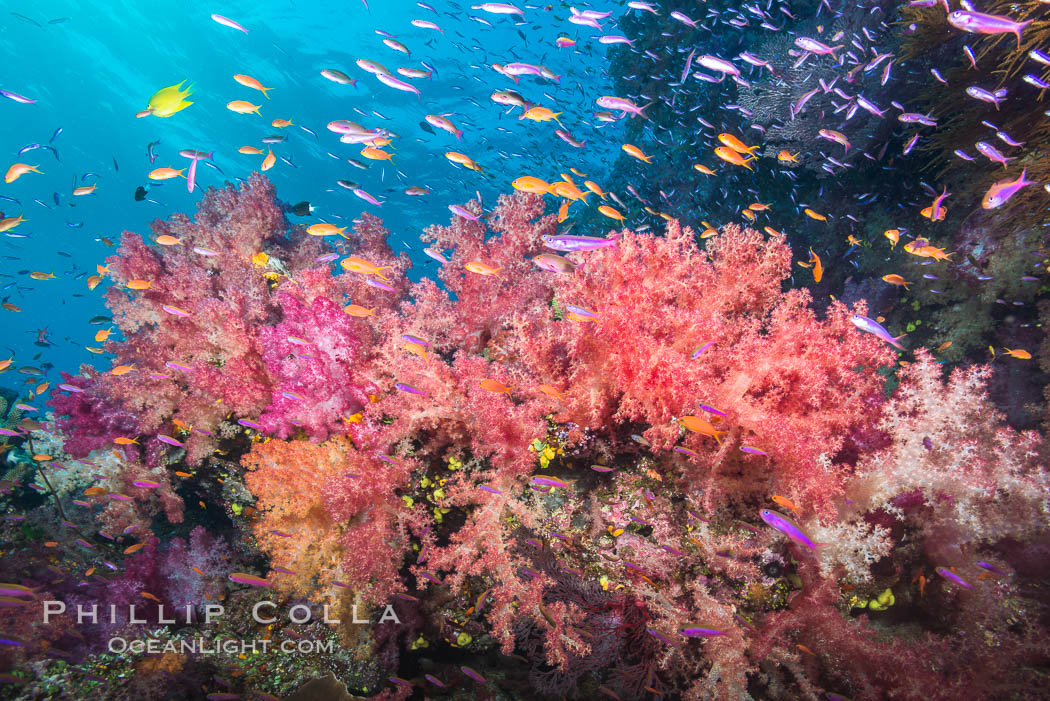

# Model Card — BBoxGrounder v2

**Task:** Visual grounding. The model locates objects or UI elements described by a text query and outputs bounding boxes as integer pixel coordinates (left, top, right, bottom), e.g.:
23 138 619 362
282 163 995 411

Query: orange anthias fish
714 147 754 170
550 180 588 201
1003 348 1032 359
227 100 262 115
537 384 564 399
679 415 726 444
512 176 550 194
882 274 910 288
809 248 823 283
521 106 562 125
884 229 900 248
234 74 272 98
718 133 759 154
622 144 652 163
4 163 43 183
771 495 799 515
149 167 184 180
557 199 570 223
465 261 501 276
909 245 953 261
479 379 511 394
921 187 949 221
341 256 392 280
343 304 375 317
598 205 623 222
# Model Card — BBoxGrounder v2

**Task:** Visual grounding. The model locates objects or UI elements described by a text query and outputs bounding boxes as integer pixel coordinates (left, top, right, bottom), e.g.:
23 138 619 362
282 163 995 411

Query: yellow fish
146 81 194 118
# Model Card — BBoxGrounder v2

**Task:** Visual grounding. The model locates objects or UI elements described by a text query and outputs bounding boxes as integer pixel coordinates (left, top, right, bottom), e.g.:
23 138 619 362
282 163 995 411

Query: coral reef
0 175 1042 700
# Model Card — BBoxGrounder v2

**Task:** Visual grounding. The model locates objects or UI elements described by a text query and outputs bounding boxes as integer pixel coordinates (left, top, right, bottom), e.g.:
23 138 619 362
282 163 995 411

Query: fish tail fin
637 101 653 119
261 87 271 99
1016 21 1032 49
454 129 463 140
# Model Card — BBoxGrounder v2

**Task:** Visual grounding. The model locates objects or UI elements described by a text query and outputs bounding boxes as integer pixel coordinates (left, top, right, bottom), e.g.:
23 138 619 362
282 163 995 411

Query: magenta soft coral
413 192 557 354
48 372 141 457
257 291 376 439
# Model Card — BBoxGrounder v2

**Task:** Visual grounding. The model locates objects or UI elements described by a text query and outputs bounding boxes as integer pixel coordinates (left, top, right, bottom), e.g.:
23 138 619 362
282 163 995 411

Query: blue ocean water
1 0 616 374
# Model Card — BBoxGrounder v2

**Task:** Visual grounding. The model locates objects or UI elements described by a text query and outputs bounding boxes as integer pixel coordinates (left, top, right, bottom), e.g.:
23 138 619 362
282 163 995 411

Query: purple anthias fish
947 10 1032 49
532 253 576 274
647 628 674 644
680 627 726 638
541 234 618 251
794 36 842 57
975 141 1012 168
395 382 424 395
353 188 381 206
698 55 739 76
367 278 395 292
423 247 449 264
851 314 905 350
669 10 697 27
377 73 421 98
898 112 937 126
759 509 818 550
691 341 713 358
935 566 972 588
565 304 597 318
595 96 650 118
982 169 1034 209
966 86 1008 109
402 334 429 347
0 89 35 104
554 129 585 148
449 204 479 221
471 2 523 16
